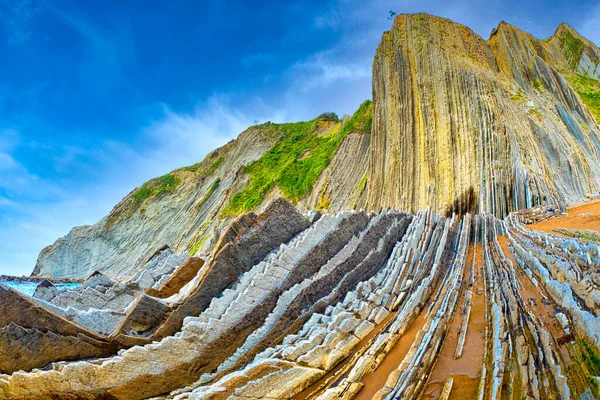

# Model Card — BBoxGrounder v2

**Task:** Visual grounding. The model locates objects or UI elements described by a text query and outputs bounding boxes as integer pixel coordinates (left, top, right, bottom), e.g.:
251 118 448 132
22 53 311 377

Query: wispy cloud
5 0 594 278
45 2 111 48
0 0 41 45
314 5 343 31
292 55 371 92
136 95 290 177
0 94 292 275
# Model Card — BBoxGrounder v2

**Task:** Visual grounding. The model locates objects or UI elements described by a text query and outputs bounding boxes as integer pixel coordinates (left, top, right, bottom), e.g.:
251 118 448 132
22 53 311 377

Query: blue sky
1 0 599 276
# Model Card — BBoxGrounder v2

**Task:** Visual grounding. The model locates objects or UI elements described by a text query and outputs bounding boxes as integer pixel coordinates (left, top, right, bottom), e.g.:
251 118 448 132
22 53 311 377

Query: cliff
367 14 600 216
33 104 372 278
33 14 600 279
3 13 600 400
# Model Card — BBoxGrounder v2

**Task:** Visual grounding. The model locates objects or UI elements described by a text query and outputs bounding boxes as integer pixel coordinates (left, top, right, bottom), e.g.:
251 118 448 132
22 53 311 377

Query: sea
0 280 81 296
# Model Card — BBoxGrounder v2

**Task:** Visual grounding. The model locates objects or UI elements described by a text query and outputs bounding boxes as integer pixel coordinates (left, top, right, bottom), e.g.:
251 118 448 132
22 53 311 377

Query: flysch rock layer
1 199 600 399
0 199 310 375
3 11 600 400
32 14 600 281
367 14 600 216
32 116 370 280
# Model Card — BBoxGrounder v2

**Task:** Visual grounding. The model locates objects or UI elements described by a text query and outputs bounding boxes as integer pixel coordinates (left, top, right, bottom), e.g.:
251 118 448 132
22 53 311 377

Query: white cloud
11 0 589 277
314 6 343 31
0 95 294 276
291 54 371 93
136 95 289 178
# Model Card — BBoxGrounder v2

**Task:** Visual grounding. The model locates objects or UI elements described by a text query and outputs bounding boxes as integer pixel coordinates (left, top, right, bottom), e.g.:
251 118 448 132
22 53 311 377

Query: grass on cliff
132 173 181 206
221 100 372 217
128 156 225 209
196 179 220 208
566 74 600 122
190 233 211 255
180 156 224 175
105 154 226 228
559 29 585 70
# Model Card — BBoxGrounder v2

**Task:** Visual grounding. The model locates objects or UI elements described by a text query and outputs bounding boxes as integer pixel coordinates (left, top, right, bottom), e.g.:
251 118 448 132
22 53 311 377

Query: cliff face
367 14 600 216
33 105 372 278
33 14 600 279
33 125 279 278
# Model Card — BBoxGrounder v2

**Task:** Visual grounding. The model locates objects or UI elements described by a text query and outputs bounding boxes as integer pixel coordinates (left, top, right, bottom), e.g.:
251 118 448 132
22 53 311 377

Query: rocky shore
0 197 599 399
0 275 83 284
1 11 600 400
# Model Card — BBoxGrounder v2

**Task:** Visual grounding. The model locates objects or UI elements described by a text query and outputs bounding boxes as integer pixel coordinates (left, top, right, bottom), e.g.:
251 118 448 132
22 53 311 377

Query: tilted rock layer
32 14 600 279
368 15 600 216
1 198 600 399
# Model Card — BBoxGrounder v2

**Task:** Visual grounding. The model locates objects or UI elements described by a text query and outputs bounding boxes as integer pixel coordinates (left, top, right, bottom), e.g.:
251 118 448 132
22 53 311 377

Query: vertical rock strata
32 15 600 281
368 14 600 216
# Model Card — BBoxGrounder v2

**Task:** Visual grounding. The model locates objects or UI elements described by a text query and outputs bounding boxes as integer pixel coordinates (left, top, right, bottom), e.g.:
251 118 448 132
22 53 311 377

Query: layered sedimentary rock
367 14 600 216
33 108 372 279
0 199 310 375
33 15 600 281
2 198 599 399
4 12 600 400
0 285 118 374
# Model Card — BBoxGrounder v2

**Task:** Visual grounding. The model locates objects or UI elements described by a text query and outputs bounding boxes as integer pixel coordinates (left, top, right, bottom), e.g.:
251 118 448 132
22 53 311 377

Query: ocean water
0 280 80 296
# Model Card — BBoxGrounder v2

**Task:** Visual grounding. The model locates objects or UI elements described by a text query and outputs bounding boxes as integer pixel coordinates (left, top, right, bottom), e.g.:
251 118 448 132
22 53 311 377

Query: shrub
566 74 600 122
317 112 340 121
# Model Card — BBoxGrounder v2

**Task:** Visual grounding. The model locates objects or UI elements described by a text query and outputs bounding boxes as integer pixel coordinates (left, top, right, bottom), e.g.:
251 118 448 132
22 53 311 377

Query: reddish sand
497 235 571 362
354 257 458 400
353 311 427 400
422 244 486 400
530 200 600 233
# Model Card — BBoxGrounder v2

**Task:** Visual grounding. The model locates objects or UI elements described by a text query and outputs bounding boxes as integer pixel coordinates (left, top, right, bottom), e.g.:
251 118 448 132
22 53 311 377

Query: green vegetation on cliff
106 154 226 227
566 74 600 122
559 29 584 70
221 100 372 216
132 173 181 206
196 179 220 208
180 156 224 175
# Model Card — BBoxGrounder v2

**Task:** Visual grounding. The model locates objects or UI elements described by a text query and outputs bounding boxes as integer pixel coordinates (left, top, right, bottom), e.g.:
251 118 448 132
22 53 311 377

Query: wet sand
354 254 455 400
530 200 600 233
421 244 486 400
